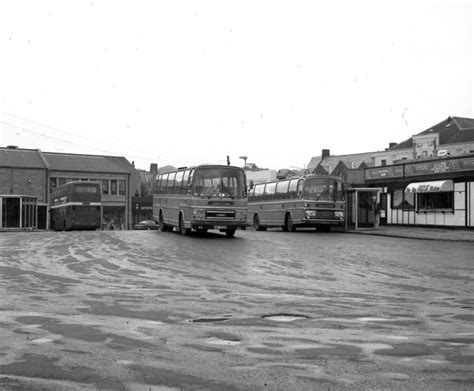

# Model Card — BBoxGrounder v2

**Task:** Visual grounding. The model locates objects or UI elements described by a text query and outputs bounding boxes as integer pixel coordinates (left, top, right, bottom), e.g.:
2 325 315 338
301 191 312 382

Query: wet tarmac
0 229 473 390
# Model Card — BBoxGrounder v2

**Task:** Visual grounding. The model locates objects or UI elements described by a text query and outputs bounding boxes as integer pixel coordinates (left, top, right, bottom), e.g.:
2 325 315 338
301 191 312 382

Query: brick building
0 146 139 230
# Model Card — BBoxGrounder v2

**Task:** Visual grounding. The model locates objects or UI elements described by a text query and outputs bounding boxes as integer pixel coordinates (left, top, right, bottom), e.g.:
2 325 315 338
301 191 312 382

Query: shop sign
405 180 453 193
405 157 474 176
365 165 404 180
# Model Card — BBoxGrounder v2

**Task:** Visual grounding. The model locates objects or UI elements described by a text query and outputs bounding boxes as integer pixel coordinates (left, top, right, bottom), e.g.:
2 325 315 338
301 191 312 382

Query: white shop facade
364 155 474 228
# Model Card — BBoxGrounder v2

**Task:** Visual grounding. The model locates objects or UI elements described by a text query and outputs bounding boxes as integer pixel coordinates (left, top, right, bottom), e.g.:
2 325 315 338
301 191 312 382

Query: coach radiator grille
206 210 235 219
316 210 335 219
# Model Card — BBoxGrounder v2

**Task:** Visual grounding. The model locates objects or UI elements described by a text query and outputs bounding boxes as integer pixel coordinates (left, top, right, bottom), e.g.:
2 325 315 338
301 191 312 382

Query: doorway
346 188 382 230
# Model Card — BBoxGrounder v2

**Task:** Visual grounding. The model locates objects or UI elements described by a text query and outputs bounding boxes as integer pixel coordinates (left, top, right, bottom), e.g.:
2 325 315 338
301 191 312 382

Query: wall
0 168 47 203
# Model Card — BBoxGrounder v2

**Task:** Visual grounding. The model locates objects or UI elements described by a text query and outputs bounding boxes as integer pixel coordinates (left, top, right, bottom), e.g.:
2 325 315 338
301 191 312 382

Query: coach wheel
179 214 191 236
285 213 296 232
253 214 265 231
159 213 169 232
225 229 236 238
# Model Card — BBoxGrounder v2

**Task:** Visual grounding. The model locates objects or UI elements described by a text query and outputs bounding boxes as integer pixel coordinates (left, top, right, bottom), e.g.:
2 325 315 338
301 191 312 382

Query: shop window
417 192 453 210
391 189 414 210
118 180 126 195
110 180 118 195
50 178 58 190
102 179 109 195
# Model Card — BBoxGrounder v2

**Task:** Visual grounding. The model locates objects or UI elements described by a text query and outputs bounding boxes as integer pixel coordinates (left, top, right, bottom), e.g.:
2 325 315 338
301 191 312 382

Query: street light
239 155 248 170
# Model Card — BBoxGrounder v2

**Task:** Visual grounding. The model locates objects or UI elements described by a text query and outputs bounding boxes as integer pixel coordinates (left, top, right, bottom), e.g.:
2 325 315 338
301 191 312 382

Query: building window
50 178 57 190
110 180 118 195
118 180 126 195
417 193 453 210
58 178 67 186
391 189 414 210
381 159 387 166
102 179 109 195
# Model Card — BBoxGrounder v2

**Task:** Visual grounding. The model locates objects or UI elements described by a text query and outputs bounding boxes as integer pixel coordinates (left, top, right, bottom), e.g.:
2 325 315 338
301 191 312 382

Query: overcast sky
1 1 472 171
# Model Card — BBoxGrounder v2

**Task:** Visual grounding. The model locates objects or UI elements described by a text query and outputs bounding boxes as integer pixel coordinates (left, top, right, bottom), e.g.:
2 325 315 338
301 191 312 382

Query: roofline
36 149 49 169
42 151 130 160
49 169 130 175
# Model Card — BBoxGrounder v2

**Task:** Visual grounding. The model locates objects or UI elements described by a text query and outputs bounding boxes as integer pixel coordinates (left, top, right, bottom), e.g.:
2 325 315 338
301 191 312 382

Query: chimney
389 142 397 149
321 149 330 159
150 163 158 173
6 145 19 149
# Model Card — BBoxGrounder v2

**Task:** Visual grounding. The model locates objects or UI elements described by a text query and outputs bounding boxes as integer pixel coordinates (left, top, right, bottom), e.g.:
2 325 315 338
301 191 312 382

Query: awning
405 180 453 193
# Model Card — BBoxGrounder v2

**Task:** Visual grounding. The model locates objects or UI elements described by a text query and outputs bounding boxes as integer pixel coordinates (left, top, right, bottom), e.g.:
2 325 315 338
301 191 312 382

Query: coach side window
174 171 184 194
264 182 277 201
275 180 290 200
253 184 265 201
288 179 299 199
160 174 169 194
182 170 191 193
155 175 162 194
297 179 304 198
166 173 176 193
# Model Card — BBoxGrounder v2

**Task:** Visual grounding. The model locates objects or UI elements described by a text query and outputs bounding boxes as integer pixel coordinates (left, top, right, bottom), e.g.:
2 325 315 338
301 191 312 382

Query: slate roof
43 152 132 174
0 148 47 168
390 116 474 150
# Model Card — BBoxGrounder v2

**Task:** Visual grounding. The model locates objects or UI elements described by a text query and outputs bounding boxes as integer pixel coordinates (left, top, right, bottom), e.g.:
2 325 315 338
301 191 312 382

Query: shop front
102 205 126 230
0 195 38 229
365 155 474 228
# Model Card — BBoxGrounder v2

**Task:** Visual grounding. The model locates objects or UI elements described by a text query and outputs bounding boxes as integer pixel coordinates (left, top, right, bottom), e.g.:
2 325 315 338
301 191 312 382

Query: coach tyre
225 229 236 237
285 213 296 232
179 213 191 236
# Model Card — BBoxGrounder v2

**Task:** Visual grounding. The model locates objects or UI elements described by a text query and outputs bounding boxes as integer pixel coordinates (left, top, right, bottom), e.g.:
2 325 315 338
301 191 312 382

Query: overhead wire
0 120 158 161
2 112 160 159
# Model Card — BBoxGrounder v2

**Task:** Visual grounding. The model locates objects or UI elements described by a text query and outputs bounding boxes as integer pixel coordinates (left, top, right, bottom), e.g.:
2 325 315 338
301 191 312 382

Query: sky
1 1 473 171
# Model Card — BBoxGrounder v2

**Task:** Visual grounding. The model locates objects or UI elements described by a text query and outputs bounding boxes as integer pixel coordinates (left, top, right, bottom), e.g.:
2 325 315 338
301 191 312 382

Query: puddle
380 372 410 380
356 343 393 355
31 338 56 344
384 335 410 340
262 314 309 322
357 317 392 322
205 337 241 346
127 383 181 391
374 343 431 357
190 316 232 323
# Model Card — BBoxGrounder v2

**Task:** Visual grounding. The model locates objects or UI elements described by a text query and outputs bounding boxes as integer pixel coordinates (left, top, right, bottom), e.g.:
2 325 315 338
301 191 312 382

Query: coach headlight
193 209 206 220
305 210 317 219
335 211 344 220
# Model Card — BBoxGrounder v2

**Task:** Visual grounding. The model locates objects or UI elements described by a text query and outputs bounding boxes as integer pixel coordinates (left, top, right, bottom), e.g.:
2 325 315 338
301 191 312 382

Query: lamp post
239 155 248 170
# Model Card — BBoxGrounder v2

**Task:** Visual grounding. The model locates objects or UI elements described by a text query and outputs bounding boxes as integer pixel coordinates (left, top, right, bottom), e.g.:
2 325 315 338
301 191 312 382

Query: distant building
245 169 277 186
308 116 474 186
0 146 139 230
